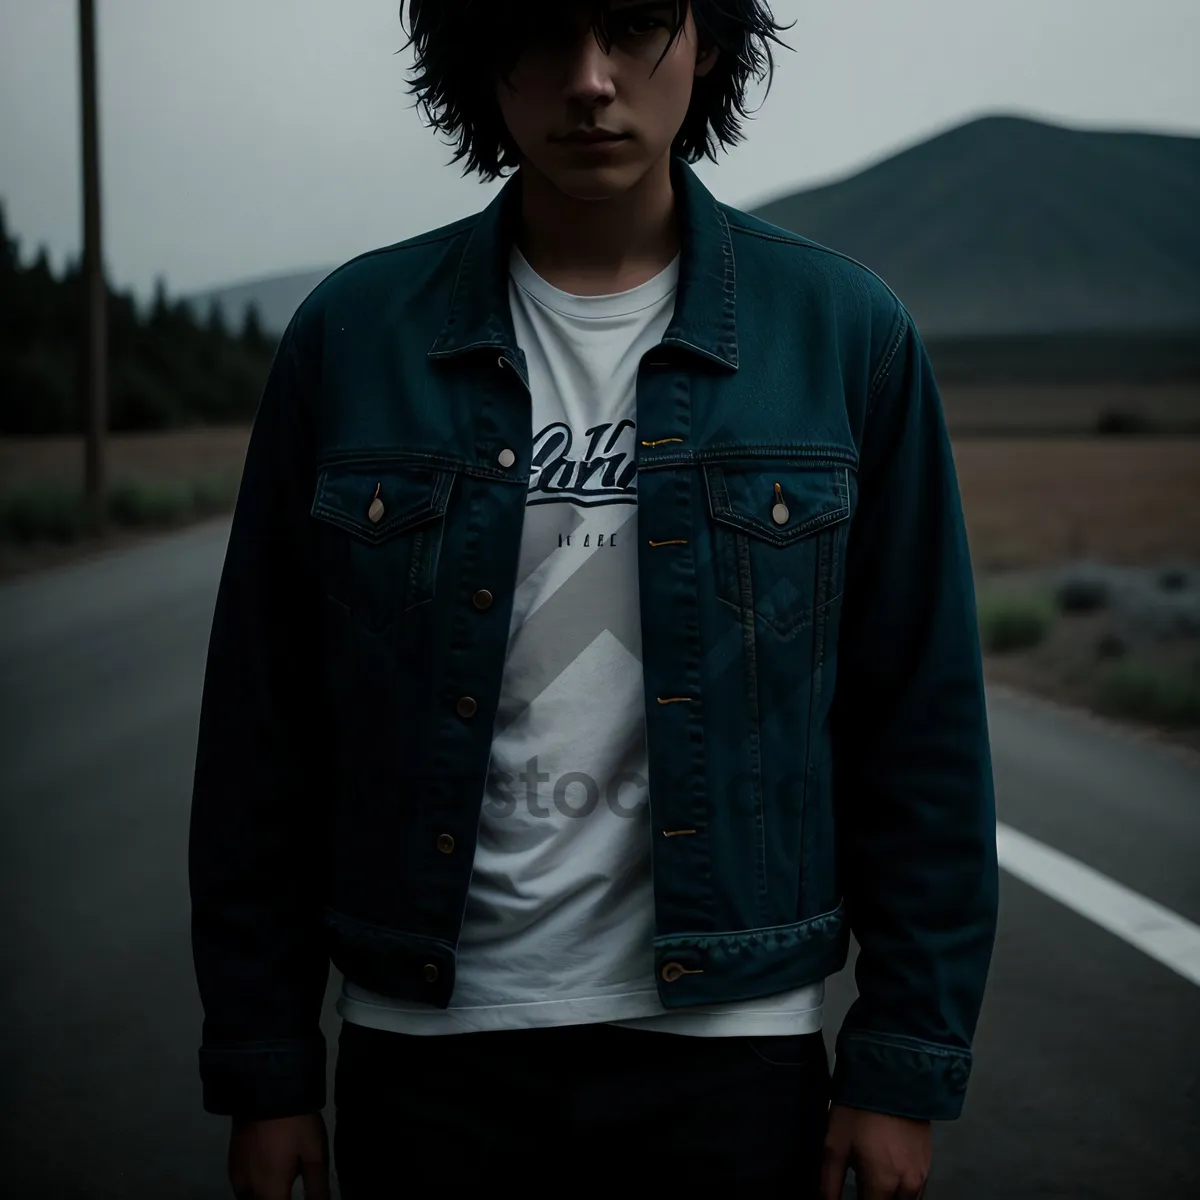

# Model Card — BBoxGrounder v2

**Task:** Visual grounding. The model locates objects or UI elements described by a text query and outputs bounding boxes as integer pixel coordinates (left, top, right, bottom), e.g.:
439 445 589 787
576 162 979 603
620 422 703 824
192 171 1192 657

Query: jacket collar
428 155 738 371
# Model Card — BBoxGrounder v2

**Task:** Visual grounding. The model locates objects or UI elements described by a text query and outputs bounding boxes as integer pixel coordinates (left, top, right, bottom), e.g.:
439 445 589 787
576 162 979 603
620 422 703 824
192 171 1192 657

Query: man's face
495 1 718 200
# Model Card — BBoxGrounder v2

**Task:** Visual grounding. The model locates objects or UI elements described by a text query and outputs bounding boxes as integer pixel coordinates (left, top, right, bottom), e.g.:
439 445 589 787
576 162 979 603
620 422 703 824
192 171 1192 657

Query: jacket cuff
199 1035 327 1119
831 1031 972 1121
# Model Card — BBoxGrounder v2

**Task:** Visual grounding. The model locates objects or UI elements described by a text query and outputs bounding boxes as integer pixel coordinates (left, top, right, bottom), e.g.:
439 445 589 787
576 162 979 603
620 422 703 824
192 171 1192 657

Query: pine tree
0 200 16 277
241 301 266 354
205 299 227 339
0 212 276 434
151 275 170 328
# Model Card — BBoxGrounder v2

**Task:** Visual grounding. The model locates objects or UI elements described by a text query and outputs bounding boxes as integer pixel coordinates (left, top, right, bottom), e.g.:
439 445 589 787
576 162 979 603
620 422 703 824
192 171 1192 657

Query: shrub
1095 661 1200 727
106 479 196 528
1055 575 1110 614
977 591 1055 653
0 482 95 542
1096 409 1152 435
190 470 242 517
0 469 243 543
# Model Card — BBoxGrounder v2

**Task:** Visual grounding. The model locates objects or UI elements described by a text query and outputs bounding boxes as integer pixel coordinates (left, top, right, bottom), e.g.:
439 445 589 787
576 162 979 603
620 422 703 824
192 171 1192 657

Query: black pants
333 1018 832 1196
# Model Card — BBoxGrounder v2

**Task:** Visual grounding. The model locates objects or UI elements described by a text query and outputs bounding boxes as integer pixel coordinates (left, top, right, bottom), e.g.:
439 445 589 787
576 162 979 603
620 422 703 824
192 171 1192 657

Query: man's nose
561 30 618 105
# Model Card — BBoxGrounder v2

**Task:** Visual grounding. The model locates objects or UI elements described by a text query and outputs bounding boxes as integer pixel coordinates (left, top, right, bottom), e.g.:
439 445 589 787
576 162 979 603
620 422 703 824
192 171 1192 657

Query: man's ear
694 42 719 79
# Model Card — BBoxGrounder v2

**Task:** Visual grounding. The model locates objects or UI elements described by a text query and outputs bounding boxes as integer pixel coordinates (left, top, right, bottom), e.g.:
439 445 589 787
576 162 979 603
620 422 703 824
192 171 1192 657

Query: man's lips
556 131 631 143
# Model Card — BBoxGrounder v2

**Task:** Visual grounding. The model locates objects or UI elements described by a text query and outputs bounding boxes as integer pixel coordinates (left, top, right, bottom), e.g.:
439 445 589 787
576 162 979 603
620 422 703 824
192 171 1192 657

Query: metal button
368 483 384 524
436 833 455 854
422 963 439 983
497 448 516 469
472 589 494 611
456 696 478 719
771 502 790 525
660 961 686 983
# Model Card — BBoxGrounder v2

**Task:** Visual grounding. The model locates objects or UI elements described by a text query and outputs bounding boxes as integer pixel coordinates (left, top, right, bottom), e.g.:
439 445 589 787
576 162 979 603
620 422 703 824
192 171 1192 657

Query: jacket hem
650 902 850 1008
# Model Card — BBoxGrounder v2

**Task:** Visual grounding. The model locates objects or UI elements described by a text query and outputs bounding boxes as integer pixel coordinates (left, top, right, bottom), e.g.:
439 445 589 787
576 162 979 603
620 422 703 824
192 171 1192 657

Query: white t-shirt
336 245 824 1037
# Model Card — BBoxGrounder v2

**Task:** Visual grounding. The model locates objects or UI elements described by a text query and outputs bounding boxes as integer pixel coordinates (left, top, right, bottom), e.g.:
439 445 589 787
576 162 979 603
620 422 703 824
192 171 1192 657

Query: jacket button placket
453 440 517 723
637 371 709 959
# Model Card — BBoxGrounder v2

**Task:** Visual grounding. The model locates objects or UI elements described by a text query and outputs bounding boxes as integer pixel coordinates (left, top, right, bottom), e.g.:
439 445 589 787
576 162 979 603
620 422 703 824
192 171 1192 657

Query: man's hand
228 1112 331 1200
819 1104 931 1200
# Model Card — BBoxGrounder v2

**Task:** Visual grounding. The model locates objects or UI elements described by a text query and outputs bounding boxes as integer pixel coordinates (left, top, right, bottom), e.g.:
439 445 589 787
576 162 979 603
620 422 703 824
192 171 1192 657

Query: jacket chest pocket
703 462 852 639
311 462 454 636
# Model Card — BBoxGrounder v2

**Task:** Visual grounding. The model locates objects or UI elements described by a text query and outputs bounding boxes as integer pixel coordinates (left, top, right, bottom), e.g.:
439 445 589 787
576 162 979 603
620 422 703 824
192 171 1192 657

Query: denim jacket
189 155 999 1124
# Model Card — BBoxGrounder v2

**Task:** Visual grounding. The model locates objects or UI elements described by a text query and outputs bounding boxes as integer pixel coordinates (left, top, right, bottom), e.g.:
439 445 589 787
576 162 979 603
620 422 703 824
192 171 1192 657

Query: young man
188 2 999 1196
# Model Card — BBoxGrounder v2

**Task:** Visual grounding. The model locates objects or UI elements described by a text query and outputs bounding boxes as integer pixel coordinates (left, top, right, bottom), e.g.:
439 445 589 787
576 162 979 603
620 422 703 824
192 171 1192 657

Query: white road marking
997 822 1200 988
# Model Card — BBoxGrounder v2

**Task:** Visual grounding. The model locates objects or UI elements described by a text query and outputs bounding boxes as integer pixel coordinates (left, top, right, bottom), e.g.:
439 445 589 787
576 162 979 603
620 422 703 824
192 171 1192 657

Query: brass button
422 963 439 983
660 961 686 983
456 696 478 719
497 448 516 469
368 482 384 524
436 833 455 854
770 482 789 526
472 589 494 611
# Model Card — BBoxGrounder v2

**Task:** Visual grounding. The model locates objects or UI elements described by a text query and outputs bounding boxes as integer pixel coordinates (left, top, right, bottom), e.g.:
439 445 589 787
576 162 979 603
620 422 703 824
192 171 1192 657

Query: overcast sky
2 0 1198 299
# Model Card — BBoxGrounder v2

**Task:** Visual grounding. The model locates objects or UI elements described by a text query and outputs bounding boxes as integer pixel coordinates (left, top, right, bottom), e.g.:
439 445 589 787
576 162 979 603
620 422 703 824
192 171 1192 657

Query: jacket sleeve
188 313 333 1119
828 300 1000 1121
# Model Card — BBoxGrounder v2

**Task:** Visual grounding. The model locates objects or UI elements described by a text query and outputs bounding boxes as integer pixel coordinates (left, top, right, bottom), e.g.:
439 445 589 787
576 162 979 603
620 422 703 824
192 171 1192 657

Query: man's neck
513 153 680 296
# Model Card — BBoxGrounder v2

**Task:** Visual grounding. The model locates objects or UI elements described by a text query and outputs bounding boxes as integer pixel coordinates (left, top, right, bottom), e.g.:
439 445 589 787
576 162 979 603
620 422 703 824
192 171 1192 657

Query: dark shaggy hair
397 1 795 180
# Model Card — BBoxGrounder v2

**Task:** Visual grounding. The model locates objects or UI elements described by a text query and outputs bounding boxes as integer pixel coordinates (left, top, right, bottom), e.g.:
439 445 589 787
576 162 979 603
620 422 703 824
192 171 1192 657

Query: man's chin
540 162 646 202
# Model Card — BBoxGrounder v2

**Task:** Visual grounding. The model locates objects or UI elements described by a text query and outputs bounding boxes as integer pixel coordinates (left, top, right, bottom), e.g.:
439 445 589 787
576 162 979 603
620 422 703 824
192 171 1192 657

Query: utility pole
79 0 107 531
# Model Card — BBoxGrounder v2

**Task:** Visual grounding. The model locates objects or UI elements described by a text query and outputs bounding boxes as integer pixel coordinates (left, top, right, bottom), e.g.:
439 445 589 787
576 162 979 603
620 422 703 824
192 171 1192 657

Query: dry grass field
2 428 1198 572
940 381 1200 436
954 436 1200 569
0 425 252 489
0 427 253 579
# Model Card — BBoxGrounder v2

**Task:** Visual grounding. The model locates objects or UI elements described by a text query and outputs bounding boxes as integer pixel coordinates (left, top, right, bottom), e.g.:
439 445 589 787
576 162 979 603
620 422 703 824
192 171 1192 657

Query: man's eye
611 15 667 39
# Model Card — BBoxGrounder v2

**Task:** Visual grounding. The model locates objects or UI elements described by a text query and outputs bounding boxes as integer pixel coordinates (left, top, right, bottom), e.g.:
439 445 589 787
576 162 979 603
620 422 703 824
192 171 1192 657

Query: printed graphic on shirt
493 418 640 744
528 419 637 507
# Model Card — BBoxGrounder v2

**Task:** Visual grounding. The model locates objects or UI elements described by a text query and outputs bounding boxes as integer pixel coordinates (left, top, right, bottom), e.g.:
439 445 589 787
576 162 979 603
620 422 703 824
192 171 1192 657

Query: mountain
751 114 1200 339
187 267 332 339
190 114 1200 342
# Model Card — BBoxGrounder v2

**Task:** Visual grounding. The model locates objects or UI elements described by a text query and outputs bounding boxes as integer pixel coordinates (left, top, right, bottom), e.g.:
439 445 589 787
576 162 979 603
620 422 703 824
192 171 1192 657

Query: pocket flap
704 463 850 546
312 462 453 543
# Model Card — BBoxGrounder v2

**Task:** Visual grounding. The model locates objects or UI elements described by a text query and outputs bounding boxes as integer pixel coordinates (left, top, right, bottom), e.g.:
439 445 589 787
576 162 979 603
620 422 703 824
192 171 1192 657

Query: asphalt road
1 516 1197 1197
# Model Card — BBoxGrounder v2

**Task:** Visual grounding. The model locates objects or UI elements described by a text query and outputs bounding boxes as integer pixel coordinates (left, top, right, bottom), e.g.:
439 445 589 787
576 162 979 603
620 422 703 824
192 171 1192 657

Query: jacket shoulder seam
867 303 908 407
303 217 478 298
722 210 905 303
721 208 908 407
